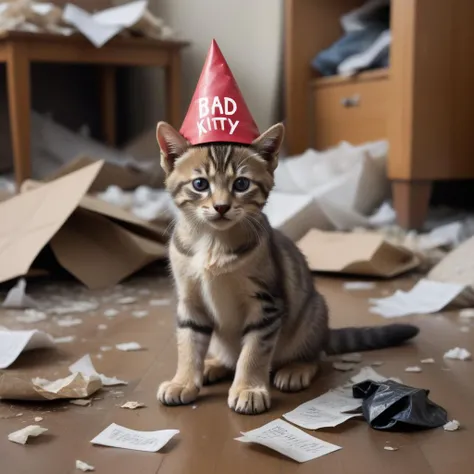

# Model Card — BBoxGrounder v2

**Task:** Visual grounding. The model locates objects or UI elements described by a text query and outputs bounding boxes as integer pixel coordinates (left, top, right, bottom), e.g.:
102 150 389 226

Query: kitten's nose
214 204 230 216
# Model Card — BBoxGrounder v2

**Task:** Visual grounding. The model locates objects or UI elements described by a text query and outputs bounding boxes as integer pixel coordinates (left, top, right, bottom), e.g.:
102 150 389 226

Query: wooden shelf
311 68 390 88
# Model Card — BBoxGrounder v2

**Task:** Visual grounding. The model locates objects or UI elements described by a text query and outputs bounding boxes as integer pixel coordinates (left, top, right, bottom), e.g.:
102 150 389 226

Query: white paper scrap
70 399 92 407
34 417 43 422
0 330 55 369
104 309 119 318
56 317 82 327
369 279 468 318
384 446 398 451
90 423 179 452
121 401 146 410
2 279 38 309
421 358 435 364
49 301 98 315
132 310 149 318
69 354 127 386
76 460 95 472
283 388 362 430
443 347 471 361
371 361 384 366
115 342 144 352
405 366 422 373
350 366 389 384
459 308 474 319
332 361 356 372
117 297 137 305
235 419 341 463
149 298 171 307
340 353 362 363
343 282 376 291
8 425 48 445
443 420 460 432
97 324 108 330
16 309 47 323
53 335 76 344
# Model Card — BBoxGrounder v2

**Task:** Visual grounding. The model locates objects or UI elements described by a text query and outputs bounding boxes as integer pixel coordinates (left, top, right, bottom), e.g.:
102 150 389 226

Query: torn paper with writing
235 419 341 463
283 388 362 430
0 372 101 401
8 425 48 445
91 423 178 452
0 330 54 369
2 279 38 309
69 354 127 386
369 279 474 318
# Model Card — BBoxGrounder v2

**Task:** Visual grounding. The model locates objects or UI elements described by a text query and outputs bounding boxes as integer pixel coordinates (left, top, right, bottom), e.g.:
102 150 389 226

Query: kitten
155 121 418 415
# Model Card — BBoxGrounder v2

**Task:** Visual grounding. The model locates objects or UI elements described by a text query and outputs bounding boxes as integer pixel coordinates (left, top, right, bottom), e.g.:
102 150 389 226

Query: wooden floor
0 272 473 474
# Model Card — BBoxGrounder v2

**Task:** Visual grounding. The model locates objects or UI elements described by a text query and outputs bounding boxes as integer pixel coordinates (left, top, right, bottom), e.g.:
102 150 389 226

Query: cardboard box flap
0 162 103 285
297 229 419 277
50 209 167 289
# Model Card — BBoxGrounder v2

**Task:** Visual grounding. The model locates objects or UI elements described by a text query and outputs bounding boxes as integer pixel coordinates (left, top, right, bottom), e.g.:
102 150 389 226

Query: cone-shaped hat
180 39 260 145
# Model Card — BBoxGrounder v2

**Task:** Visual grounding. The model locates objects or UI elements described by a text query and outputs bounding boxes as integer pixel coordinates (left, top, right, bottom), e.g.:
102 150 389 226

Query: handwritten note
91 423 179 452
236 419 341 463
283 388 362 430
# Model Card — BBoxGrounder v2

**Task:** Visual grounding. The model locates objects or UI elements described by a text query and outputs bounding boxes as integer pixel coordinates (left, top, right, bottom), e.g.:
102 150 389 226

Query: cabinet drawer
313 73 389 150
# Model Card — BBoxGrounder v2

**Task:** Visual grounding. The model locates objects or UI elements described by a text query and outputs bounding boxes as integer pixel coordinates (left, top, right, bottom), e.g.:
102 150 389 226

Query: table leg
392 180 432 230
7 43 31 186
100 65 116 146
165 51 182 129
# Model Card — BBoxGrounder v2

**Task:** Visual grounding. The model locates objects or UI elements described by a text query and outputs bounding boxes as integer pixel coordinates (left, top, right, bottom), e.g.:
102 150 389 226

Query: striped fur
155 122 419 415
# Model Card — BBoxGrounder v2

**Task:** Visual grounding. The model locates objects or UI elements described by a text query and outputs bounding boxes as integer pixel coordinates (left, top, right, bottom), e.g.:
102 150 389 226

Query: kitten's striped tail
325 324 419 355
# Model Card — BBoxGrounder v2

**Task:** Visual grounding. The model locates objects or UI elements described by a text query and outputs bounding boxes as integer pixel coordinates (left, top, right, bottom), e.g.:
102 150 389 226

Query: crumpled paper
353 379 448 431
0 372 102 401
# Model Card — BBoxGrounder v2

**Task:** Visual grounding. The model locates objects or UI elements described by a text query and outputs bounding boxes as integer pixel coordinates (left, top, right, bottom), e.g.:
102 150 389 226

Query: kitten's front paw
228 385 270 415
273 363 318 392
157 380 199 406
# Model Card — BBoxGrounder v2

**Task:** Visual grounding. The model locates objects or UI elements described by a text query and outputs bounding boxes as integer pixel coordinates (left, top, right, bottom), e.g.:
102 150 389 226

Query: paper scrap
443 420 460 432
76 460 95 472
235 419 341 463
56 317 82 327
16 309 47 323
384 446 398 451
69 354 127 386
70 399 92 407
8 425 48 445
371 361 384 366
340 353 362 363
100 346 112 352
53 335 76 344
121 401 146 410
49 301 98 315
351 366 390 384
90 423 179 452
34 416 43 422
2 279 38 309
132 310 148 318
332 361 356 372
115 342 144 352
405 366 422 373
343 282 376 291
117 297 137 305
0 330 55 369
104 309 119 318
283 387 362 430
459 308 474 319
97 324 108 330
32 373 102 400
369 279 471 318
149 298 171 306
421 358 435 364
443 347 471 361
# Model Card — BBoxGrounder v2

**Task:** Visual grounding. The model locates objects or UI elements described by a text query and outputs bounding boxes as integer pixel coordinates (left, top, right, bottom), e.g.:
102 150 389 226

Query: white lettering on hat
196 96 240 137
198 97 210 119
211 96 224 115
224 97 237 115
229 119 239 135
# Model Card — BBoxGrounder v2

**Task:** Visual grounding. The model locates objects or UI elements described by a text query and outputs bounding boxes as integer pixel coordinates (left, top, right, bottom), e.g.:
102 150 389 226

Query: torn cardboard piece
298 230 419 278
69 354 127 386
8 425 48 445
0 372 101 401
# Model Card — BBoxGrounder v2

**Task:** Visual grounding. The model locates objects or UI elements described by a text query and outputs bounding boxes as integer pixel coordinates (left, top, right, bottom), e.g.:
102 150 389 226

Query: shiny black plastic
352 379 448 431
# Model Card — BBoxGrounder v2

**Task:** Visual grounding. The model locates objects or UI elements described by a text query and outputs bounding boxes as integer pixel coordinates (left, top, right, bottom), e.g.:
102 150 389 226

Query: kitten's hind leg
273 362 318 392
203 358 232 385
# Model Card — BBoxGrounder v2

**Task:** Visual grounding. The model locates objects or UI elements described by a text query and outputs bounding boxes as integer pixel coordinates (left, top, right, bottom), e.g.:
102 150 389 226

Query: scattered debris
340 353 362 363
31 373 102 400
149 298 171 306
132 310 149 318
55 317 82 327
90 423 179 452
443 420 460 432
351 366 392 384
405 366 422 373
371 361 384 367
8 425 48 445
459 308 474 319
97 324 108 330
384 446 398 451
50 301 98 315
34 417 43 422
53 335 76 344
2 279 38 309
115 342 145 352
104 309 119 318
333 361 357 372
443 347 472 361
69 354 127 386
421 358 435 364
76 460 95 472
117 297 137 305
16 309 47 324
121 401 146 410
343 282 376 291
100 346 113 352
69 399 92 407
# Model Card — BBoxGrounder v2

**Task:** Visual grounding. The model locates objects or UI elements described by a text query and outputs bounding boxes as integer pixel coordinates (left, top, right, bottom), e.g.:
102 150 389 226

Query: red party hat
180 39 260 145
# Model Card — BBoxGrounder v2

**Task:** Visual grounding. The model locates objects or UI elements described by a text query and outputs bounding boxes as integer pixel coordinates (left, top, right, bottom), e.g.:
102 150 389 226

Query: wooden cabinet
284 0 474 229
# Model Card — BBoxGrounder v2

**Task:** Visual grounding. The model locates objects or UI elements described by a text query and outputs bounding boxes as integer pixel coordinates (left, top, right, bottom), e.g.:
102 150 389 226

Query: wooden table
0 31 189 186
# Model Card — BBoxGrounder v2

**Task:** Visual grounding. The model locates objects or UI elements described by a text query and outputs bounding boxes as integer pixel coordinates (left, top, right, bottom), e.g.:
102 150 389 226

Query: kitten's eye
233 177 250 192
192 178 209 192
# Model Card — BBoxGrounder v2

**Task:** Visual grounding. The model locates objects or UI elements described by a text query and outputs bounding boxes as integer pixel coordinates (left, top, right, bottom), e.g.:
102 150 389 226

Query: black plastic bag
352 379 448 431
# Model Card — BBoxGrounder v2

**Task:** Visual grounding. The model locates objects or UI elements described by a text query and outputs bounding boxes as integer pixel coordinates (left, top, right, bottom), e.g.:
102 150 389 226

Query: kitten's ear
156 121 189 174
251 123 285 171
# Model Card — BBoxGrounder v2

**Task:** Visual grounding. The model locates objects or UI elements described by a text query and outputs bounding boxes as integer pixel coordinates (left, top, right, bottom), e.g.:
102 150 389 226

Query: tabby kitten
156 121 418 415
